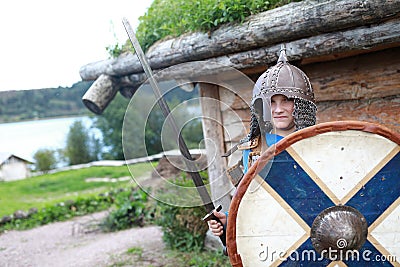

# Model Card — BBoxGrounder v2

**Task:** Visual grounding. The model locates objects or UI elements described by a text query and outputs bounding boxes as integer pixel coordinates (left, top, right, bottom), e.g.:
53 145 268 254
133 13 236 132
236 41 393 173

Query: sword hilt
202 204 228 256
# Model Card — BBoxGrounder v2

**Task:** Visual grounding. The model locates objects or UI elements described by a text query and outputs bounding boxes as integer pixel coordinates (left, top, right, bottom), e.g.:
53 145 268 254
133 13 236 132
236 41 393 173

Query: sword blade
122 17 215 213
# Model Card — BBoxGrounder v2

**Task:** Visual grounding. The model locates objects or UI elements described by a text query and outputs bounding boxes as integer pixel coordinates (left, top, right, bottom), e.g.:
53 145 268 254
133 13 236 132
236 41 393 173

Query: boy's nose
274 103 284 112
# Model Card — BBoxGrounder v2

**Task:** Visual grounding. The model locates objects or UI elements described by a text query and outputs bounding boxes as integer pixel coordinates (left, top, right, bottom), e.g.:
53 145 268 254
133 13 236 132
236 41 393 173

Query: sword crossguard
202 204 222 222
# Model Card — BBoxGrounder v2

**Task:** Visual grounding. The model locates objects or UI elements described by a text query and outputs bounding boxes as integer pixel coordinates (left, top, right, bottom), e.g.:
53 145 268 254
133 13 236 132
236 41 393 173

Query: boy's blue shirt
242 133 284 173
224 133 284 218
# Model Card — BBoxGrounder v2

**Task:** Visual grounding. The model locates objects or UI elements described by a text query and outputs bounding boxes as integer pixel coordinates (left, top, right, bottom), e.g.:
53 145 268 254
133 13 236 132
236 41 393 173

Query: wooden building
79 0 400 209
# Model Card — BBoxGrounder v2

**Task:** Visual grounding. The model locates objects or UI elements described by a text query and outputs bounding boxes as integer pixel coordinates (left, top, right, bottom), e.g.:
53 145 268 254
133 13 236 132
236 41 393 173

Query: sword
122 17 227 254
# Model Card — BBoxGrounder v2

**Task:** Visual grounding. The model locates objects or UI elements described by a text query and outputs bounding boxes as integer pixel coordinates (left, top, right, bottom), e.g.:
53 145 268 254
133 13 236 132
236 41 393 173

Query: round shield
226 121 400 267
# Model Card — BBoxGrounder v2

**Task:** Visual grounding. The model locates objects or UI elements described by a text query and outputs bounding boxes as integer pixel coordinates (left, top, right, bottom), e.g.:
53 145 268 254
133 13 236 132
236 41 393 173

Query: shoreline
0 113 91 125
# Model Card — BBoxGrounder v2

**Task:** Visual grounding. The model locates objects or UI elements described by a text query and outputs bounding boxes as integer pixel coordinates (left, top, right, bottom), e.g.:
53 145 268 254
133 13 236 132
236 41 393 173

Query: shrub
64 120 100 165
155 171 210 252
156 202 209 252
33 148 57 172
0 188 124 232
117 0 301 54
100 187 155 231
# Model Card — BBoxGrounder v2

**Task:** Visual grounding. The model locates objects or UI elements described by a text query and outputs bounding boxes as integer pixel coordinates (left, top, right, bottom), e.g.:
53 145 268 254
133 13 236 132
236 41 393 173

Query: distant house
0 153 32 181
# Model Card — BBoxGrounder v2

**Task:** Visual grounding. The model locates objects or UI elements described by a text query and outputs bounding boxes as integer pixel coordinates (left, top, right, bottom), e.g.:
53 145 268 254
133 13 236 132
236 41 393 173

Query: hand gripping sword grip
202 205 228 255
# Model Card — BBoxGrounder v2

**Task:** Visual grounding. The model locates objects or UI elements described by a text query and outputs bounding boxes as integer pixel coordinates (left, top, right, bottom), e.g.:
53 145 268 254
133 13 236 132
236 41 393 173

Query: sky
0 0 154 91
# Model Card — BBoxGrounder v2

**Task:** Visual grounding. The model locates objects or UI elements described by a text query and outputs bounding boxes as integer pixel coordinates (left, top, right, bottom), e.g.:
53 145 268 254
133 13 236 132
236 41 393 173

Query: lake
0 116 101 162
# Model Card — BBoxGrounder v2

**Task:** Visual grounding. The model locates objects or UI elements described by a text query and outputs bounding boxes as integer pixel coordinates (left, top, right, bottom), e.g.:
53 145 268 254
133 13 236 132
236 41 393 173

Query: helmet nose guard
251 80 271 123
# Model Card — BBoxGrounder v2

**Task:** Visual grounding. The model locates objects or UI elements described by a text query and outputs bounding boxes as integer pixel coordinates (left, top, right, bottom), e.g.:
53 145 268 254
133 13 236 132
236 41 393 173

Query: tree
144 104 165 155
0 81 92 123
64 120 99 165
93 94 130 160
182 117 204 149
33 148 57 172
95 93 164 160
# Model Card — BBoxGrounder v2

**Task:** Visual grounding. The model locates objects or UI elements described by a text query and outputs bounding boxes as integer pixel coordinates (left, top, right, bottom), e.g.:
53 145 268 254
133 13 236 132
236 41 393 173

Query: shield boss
310 205 368 259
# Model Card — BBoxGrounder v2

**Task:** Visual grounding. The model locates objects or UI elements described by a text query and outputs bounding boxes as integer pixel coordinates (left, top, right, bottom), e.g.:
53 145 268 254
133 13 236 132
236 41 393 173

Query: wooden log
222 120 250 143
316 96 400 133
219 84 252 111
305 47 400 102
82 74 119 114
79 0 400 81
220 95 400 142
199 83 233 210
110 18 400 97
220 94 251 142
145 0 400 68
118 76 141 98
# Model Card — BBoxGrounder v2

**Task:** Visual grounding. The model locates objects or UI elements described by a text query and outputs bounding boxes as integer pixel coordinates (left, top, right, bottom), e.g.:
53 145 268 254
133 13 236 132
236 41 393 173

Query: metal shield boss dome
311 205 368 260
251 45 317 131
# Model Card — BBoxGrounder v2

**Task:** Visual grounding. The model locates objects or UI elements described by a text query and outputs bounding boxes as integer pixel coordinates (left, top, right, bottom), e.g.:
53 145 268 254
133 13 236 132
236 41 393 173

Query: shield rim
226 120 400 267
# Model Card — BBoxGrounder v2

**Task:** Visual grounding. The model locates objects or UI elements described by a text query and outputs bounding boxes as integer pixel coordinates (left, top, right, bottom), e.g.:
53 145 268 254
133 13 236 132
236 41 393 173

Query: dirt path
0 211 167 267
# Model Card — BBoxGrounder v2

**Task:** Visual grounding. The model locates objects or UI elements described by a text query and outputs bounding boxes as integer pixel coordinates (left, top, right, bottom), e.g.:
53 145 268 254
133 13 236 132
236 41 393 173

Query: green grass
126 246 143 257
109 247 231 267
167 249 231 267
0 162 156 217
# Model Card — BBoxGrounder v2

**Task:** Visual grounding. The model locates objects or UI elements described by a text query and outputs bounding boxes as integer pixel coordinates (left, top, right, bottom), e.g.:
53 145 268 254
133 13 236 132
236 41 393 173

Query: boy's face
271 94 295 132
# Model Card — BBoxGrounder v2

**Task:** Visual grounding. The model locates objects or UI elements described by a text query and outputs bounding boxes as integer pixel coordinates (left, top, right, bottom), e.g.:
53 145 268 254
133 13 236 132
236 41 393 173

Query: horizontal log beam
306 47 400 102
117 19 400 98
79 0 400 81
317 95 400 134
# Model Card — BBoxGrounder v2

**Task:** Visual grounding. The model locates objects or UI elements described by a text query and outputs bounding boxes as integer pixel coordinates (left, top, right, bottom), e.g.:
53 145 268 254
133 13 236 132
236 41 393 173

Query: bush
33 148 57 172
131 0 300 52
156 203 209 252
64 120 100 165
155 172 210 252
100 187 155 231
0 188 125 232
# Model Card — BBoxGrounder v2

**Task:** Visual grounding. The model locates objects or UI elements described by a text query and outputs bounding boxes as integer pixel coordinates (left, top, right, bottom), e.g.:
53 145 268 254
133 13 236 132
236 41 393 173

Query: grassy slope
0 162 156 217
0 162 232 267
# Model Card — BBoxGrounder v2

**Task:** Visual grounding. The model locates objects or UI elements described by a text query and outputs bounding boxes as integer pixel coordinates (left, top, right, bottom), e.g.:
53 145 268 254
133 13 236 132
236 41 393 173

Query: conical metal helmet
243 45 317 143
253 46 315 105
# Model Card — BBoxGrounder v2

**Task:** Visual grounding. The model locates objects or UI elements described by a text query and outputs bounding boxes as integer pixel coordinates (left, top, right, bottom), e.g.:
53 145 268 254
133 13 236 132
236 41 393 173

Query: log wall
307 47 400 133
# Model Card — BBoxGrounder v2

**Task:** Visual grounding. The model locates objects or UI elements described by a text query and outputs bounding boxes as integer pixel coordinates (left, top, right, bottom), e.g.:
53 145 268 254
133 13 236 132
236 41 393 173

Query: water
0 116 100 162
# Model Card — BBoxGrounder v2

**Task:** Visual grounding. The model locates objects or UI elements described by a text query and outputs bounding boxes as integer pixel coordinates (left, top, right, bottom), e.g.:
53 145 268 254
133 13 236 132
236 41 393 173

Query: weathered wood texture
199 83 233 210
316 97 400 133
86 17 400 97
220 88 251 143
82 74 119 114
79 0 400 81
311 47 400 133
145 0 399 68
217 84 251 172
221 93 400 148
304 48 400 102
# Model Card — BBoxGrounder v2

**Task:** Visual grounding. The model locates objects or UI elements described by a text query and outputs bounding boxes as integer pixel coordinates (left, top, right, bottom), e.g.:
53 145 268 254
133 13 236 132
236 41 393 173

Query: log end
82 74 119 114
